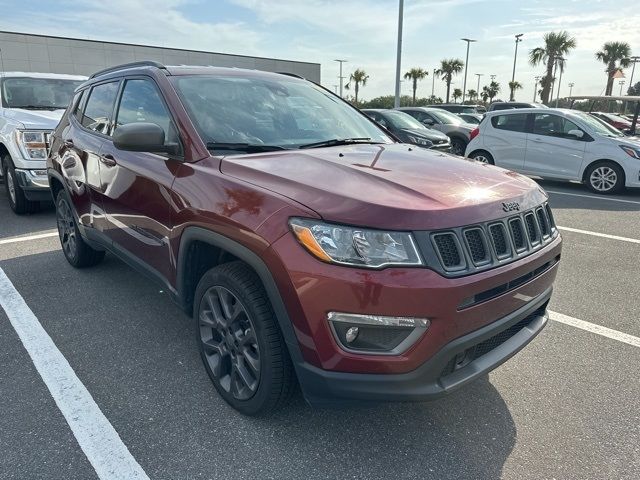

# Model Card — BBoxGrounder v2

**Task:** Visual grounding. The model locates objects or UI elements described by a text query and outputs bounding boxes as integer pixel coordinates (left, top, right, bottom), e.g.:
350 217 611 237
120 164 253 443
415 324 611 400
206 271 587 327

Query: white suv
465 108 640 194
1 72 86 213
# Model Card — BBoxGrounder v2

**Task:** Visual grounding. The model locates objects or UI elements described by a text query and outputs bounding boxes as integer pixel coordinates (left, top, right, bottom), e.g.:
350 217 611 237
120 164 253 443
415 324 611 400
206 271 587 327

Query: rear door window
491 113 528 132
532 114 581 139
82 81 120 136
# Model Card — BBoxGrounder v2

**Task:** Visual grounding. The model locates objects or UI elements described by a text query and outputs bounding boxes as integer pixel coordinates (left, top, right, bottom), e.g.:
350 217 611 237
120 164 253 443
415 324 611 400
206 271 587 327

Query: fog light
327 312 429 355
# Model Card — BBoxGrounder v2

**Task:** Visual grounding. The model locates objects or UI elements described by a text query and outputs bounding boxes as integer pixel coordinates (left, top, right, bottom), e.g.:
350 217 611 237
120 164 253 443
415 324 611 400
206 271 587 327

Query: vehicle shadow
536 180 640 213
0 187 56 239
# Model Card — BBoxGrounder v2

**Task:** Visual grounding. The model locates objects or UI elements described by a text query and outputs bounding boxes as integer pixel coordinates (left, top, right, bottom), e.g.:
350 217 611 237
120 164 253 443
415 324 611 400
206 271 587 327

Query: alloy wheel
57 198 77 260
473 154 489 164
199 286 260 401
589 166 617 192
6 169 16 204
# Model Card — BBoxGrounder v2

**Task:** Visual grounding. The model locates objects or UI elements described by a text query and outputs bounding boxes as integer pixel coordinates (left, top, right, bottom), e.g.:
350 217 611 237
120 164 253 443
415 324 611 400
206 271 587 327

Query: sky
0 0 639 102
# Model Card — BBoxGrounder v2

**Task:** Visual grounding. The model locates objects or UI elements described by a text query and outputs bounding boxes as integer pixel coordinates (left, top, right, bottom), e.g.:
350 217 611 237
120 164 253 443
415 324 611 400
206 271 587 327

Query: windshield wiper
206 142 289 153
298 137 381 149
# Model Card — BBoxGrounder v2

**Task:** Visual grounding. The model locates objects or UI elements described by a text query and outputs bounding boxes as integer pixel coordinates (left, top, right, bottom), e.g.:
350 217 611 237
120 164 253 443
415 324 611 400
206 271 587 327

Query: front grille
427 202 558 277
441 302 548 378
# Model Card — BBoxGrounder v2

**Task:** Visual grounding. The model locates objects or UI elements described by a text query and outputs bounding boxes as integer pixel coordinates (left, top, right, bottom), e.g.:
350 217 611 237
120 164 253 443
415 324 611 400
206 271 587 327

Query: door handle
99 154 117 167
531 137 543 142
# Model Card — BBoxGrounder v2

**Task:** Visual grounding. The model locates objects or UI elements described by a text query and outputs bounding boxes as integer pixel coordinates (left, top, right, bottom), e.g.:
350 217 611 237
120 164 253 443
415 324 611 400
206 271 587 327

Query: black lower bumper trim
296 286 551 407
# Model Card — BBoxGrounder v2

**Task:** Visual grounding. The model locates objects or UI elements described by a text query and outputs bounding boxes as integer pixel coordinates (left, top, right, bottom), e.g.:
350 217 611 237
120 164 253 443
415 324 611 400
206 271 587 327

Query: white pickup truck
1 72 86 214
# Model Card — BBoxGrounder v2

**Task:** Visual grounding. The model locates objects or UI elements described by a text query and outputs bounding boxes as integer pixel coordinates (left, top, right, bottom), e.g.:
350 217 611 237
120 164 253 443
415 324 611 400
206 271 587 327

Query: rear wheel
450 138 467 156
195 261 295 415
469 150 495 165
585 161 624 194
2 155 40 214
55 190 105 267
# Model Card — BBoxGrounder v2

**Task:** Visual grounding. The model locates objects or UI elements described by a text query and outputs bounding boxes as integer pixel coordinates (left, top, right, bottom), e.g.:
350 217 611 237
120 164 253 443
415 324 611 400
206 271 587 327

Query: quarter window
533 114 582 139
82 82 120 135
115 79 177 144
491 113 528 132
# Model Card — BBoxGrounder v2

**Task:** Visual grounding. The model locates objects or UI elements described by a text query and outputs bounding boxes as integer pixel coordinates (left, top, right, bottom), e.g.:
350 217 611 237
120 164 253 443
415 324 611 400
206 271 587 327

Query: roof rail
89 61 166 79
277 71 305 79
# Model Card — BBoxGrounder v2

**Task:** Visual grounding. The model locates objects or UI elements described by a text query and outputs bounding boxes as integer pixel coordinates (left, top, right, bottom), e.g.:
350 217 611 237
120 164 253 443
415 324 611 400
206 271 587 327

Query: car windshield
428 109 464 125
381 111 427 130
602 113 631 123
170 74 393 152
571 111 624 137
1 77 83 109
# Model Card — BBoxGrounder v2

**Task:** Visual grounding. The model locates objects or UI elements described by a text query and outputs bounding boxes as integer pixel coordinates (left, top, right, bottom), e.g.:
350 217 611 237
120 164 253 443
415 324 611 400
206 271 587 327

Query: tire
195 261 295 415
469 150 495 165
55 190 105 268
2 155 40 214
450 137 468 156
584 161 625 194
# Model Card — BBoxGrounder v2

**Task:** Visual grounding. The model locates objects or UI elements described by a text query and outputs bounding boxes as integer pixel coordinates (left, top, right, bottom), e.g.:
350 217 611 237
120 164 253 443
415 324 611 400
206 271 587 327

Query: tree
403 68 428 105
508 81 523 101
344 69 369 105
595 41 631 96
452 88 462 103
480 88 490 103
436 58 464 103
529 31 577 104
629 81 640 96
467 89 477 101
483 81 501 103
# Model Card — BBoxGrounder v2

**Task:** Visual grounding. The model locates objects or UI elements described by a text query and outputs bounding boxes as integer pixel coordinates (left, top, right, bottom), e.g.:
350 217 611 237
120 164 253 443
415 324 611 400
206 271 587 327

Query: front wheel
2 155 40 214
195 261 295 415
469 150 495 165
585 162 624 194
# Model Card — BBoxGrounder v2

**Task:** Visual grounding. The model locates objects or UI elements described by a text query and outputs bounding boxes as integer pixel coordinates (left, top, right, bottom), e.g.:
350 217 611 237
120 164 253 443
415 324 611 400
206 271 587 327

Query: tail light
470 127 480 141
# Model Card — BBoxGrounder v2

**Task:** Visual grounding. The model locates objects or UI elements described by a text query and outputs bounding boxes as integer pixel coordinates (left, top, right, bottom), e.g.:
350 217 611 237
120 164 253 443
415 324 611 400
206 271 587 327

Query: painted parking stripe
547 190 640 206
0 230 58 245
0 268 150 480
557 226 640 244
549 311 640 348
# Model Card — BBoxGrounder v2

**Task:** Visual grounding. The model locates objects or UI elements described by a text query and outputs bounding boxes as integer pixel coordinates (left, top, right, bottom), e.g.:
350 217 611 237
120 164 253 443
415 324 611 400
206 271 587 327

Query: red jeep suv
48 62 562 415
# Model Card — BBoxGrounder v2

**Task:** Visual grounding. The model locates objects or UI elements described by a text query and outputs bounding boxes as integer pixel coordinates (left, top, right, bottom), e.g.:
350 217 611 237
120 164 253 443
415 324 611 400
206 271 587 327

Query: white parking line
558 226 640 244
549 311 640 348
0 230 58 245
0 268 150 480
547 190 640 205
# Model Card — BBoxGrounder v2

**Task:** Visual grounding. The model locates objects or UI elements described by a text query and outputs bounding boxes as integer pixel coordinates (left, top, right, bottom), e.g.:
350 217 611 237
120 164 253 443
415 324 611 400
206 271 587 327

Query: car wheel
55 190 105 267
2 155 40 214
195 261 295 416
585 162 624 194
470 150 495 165
450 138 467 156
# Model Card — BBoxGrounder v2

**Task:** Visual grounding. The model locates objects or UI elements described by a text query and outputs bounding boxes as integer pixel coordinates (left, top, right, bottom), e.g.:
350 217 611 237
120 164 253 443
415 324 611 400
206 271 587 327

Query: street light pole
533 76 540 102
619 80 626 96
334 59 347 98
475 73 483 101
461 38 476 104
510 33 523 101
568 82 574 97
432 68 437 99
629 57 639 93
393 0 404 108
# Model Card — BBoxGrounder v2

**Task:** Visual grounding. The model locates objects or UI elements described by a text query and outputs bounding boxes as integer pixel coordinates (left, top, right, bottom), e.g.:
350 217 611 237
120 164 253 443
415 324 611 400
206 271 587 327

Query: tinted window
115 79 177 143
533 114 582 138
72 90 86 122
82 82 119 135
1 77 83 109
491 113 528 132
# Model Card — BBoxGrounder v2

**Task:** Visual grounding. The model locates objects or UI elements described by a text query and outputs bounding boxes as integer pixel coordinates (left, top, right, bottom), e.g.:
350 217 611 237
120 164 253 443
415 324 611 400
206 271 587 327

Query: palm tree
452 88 462 103
403 68 428 105
344 69 369 105
467 89 477 101
529 31 577 104
484 81 501 103
508 81 523 101
436 58 464 103
595 41 631 96
480 88 490 104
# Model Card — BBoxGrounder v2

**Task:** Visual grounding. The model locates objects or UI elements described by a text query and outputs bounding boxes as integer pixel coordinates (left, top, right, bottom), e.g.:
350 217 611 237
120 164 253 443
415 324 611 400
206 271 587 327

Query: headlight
406 135 433 147
289 218 423 268
620 145 640 159
16 130 50 160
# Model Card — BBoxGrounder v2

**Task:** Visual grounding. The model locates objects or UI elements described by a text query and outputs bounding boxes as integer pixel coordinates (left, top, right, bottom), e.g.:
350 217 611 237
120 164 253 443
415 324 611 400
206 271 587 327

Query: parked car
49 62 561 415
0 72 86 213
488 102 548 112
437 104 486 114
465 107 640 194
362 109 451 151
590 112 633 133
457 113 483 125
397 107 476 155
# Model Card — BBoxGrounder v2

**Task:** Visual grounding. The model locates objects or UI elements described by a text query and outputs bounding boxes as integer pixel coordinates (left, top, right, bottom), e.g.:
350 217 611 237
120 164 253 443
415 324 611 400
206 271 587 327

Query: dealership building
0 31 321 82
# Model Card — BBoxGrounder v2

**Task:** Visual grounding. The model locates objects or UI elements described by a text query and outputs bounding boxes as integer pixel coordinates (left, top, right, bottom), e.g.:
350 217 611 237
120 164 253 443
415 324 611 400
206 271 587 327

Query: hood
2 108 64 129
220 143 547 230
399 128 449 142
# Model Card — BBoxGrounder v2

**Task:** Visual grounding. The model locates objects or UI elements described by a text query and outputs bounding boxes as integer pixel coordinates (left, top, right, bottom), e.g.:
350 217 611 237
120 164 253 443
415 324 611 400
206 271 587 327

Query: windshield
1 77 83 109
429 109 464 125
571 111 624 137
381 110 427 130
170 74 392 151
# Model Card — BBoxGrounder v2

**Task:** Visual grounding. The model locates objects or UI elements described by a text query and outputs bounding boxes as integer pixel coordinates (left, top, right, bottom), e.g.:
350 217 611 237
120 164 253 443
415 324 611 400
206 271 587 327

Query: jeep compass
48 61 562 415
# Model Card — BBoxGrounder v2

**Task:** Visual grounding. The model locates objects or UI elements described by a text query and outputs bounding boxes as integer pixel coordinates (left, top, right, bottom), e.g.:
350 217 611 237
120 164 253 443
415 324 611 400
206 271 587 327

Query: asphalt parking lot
1 180 639 480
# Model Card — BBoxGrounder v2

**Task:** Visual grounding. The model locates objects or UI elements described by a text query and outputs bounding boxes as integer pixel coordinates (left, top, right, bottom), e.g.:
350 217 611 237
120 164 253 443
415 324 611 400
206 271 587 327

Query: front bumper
14 168 51 201
296 286 550 406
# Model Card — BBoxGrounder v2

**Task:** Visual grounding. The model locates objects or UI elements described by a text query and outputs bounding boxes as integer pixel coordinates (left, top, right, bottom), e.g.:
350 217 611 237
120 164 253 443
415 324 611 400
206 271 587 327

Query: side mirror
113 122 179 155
567 129 584 139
